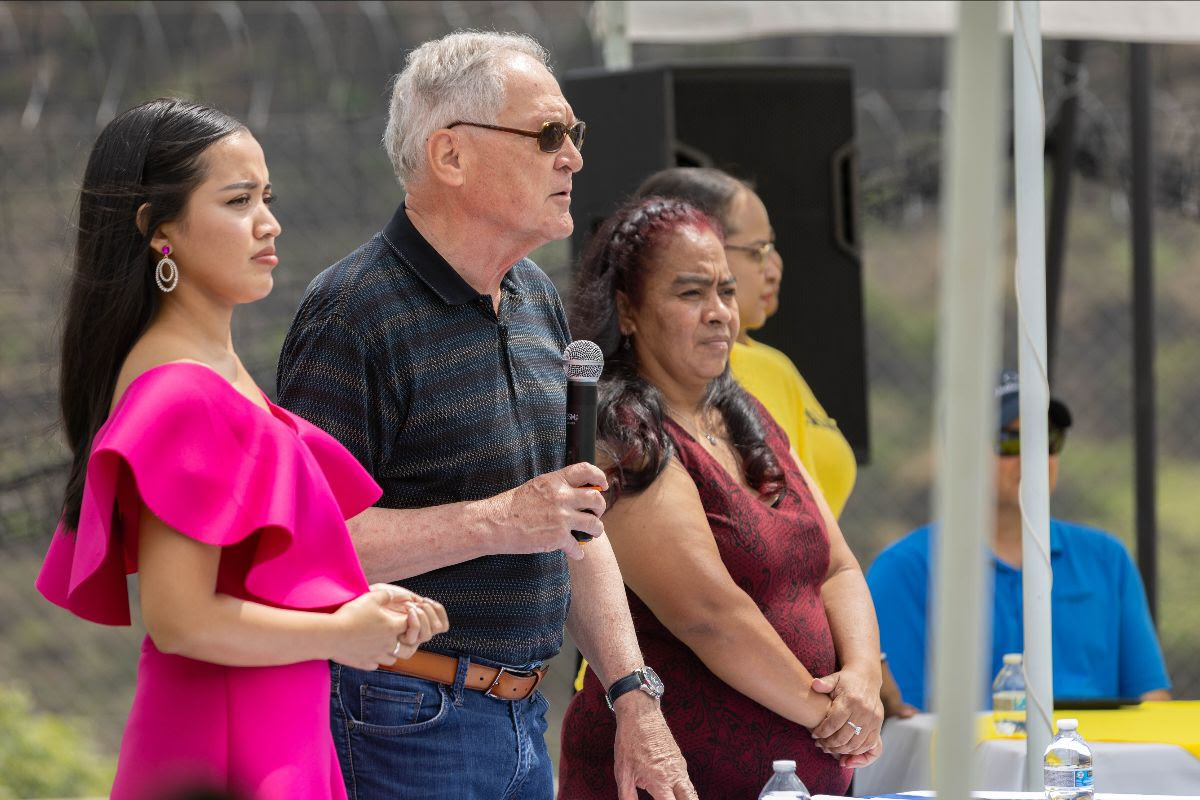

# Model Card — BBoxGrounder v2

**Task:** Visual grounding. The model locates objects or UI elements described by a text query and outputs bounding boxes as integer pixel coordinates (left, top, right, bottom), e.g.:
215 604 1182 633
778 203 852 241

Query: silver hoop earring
155 246 178 293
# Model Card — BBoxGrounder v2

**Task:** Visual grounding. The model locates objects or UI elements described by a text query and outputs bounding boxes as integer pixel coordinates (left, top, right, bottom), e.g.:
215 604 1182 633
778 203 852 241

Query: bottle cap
772 760 797 771
1057 718 1078 731
1003 652 1023 664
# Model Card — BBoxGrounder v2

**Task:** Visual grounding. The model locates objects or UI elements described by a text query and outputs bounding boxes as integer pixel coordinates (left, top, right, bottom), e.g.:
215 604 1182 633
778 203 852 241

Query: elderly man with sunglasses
865 370 1171 712
277 31 695 800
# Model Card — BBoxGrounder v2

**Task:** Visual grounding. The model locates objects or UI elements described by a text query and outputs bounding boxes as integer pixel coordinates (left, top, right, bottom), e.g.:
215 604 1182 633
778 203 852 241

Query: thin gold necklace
665 404 719 446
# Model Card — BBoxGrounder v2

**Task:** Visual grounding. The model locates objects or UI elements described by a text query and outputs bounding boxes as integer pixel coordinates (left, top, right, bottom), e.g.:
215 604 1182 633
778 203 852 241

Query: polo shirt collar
381 204 481 306
1048 518 1064 555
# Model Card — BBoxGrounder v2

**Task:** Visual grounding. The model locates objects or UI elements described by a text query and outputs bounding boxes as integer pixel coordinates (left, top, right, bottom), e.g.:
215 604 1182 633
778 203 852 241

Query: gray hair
385 31 550 187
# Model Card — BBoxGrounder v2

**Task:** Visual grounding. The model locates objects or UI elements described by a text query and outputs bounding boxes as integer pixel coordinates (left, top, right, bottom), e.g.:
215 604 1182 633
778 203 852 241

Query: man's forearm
566 538 644 686
347 502 502 582
568 539 702 799
347 465 601 584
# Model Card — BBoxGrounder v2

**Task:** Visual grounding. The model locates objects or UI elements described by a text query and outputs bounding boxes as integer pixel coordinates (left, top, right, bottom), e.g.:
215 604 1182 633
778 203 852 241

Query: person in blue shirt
867 370 1171 710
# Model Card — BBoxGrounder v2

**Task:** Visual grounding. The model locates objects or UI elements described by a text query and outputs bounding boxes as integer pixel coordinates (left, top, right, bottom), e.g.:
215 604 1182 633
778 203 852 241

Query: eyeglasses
725 240 777 265
997 427 1067 457
447 120 586 153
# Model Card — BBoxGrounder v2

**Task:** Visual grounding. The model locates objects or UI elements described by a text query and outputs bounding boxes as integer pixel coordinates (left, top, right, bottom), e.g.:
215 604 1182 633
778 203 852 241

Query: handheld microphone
563 340 604 542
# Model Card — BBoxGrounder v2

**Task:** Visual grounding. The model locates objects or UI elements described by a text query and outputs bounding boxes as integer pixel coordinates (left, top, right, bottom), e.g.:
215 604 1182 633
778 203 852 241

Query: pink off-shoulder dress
36 362 381 800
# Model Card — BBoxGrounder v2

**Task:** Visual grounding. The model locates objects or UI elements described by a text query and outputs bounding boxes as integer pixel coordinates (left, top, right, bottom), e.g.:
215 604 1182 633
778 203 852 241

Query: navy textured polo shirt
277 205 572 665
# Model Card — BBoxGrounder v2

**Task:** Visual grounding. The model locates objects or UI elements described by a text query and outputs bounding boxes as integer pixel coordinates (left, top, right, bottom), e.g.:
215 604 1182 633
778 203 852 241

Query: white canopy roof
625 1 1200 44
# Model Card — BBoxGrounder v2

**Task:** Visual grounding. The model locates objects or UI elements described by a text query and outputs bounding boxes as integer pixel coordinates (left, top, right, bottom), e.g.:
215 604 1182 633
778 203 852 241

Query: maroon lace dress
558 401 852 798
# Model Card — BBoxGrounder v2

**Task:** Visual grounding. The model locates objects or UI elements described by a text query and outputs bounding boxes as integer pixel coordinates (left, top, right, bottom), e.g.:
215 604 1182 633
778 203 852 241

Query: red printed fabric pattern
558 399 852 798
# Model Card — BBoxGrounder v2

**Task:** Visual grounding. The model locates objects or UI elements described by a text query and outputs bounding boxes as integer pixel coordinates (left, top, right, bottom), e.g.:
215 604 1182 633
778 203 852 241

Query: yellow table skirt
975 701 1200 758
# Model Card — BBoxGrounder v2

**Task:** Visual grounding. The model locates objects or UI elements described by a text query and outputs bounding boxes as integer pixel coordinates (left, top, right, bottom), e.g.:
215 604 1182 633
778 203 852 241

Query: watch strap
604 671 646 710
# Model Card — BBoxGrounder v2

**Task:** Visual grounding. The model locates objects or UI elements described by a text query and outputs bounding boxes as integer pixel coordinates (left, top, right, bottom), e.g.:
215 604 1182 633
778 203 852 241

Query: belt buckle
484 666 545 701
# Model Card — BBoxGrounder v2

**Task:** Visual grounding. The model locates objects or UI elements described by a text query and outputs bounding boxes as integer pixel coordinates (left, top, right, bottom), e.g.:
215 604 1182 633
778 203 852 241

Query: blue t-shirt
866 518 1170 710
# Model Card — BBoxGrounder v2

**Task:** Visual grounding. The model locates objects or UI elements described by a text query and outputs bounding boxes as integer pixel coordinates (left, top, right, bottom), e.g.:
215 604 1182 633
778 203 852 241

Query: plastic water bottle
1044 718 1094 800
757 759 811 800
992 652 1026 735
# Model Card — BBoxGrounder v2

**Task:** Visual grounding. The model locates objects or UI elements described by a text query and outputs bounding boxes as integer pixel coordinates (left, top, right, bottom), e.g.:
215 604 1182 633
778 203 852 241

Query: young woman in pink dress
36 98 448 800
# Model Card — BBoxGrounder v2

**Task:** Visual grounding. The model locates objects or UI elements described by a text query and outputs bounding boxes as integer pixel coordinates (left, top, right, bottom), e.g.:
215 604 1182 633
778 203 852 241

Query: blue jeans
330 657 554 800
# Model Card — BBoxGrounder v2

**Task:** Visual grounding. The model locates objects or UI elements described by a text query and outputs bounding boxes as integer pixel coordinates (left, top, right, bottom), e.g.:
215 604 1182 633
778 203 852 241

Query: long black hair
60 98 245 529
570 196 785 503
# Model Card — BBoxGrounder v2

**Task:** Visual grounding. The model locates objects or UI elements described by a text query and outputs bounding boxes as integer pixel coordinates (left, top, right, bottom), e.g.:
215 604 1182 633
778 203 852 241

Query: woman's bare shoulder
608 454 704 522
111 331 218 412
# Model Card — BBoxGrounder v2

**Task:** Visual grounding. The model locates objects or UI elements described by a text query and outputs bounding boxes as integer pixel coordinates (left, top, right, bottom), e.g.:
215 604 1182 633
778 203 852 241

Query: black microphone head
563 339 603 384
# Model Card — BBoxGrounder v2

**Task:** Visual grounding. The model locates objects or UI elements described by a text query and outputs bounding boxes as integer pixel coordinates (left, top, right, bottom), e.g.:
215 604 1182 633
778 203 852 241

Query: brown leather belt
378 649 547 701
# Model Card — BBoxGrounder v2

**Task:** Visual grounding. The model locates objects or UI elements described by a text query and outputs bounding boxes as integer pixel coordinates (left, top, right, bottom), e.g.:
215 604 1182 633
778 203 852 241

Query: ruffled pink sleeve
36 363 378 625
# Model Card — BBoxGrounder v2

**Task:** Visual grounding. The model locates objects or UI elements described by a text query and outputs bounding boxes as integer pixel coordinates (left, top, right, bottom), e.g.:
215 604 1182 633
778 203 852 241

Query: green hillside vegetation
0 683 114 798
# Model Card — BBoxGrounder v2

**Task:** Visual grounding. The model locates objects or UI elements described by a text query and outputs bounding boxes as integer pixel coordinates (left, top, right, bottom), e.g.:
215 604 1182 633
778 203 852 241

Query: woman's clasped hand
331 585 449 670
810 670 885 767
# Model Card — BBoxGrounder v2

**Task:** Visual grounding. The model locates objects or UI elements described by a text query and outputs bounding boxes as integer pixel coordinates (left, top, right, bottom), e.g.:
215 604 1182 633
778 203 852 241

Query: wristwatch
605 666 664 711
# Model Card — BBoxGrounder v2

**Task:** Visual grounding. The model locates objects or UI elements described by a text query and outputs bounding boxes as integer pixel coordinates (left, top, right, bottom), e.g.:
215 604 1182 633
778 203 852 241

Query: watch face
640 666 664 697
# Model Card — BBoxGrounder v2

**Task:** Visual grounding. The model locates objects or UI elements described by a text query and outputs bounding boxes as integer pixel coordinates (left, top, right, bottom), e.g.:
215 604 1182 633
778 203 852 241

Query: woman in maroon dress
558 197 883 798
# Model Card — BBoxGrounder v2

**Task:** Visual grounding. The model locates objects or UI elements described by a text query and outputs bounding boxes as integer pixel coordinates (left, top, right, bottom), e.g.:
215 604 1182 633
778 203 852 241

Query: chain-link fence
2 1 1198 779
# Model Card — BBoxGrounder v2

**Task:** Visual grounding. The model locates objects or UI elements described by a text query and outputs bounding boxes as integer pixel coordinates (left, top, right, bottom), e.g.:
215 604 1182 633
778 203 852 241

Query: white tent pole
932 1 1005 797
595 0 632 69
1014 0 1056 789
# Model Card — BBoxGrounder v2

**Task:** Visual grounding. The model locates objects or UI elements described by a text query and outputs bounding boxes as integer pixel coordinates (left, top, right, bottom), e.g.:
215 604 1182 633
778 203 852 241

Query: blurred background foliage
0 684 113 797
1 0 1197 788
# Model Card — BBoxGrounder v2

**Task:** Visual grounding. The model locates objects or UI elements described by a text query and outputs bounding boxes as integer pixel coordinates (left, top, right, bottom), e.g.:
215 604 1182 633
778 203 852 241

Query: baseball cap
996 369 1072 431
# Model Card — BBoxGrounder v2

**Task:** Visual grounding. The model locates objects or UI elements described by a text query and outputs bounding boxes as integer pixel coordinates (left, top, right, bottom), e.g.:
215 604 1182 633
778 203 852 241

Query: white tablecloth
853 714 1200 797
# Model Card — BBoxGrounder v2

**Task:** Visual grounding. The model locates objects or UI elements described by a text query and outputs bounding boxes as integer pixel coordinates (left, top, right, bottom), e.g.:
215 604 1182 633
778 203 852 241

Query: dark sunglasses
447 120 586 153
998 426 1067 457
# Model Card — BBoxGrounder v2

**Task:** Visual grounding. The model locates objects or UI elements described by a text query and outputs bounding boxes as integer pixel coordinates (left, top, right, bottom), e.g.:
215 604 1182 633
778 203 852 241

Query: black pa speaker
564 63 870 462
